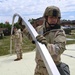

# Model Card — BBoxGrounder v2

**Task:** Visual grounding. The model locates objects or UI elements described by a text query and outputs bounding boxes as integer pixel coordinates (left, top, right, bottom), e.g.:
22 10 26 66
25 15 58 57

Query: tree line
60 19 75 25
29 18 75 26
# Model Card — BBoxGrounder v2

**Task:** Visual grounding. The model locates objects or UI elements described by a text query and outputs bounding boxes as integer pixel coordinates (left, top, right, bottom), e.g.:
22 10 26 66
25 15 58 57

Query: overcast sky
0 0 75 24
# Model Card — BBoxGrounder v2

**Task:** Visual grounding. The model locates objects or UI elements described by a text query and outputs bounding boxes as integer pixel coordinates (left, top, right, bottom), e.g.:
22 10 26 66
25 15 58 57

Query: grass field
0 35 35 56
66 33 75 44
0 32 75 56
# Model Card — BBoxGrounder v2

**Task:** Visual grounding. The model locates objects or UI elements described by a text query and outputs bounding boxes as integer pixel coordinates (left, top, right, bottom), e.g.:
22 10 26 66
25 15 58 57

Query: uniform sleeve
23 28 32 40
36 25 43 35
47 30 66 55
11 35 15 40
54 30 66 54
15 32 19 39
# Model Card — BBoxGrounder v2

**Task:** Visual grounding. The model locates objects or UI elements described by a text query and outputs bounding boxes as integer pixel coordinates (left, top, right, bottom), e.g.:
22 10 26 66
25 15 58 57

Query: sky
0 0 75 24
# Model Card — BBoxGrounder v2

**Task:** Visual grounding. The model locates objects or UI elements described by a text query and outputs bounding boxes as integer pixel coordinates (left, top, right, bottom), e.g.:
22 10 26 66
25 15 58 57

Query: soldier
13 26 23 61
34 6 70 75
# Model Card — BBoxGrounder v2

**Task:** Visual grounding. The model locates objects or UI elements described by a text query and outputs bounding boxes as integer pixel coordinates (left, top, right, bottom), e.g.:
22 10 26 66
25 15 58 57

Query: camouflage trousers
34 60 49 75
34 61 70 75
34 65 49 75
15 43 22 59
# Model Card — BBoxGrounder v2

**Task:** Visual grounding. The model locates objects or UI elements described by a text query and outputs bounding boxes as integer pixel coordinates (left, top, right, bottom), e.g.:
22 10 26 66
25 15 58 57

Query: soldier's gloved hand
36 34 48 46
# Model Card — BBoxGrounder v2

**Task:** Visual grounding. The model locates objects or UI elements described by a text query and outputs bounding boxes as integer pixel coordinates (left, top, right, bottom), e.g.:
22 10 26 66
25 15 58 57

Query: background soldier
13 26 23 61
34 6 70 75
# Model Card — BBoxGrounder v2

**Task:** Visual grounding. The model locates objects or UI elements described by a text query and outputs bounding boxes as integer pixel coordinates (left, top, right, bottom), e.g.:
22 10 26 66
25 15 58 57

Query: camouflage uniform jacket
13 29 22 51
35 23 66 65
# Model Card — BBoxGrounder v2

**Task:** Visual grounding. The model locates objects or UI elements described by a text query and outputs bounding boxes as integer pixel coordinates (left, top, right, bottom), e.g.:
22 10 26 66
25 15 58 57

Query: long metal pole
11 13 60 75
10 14 16 54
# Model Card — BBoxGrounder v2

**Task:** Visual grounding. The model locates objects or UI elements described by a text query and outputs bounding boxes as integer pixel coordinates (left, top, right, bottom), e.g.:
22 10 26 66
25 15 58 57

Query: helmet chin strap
44 21 60 33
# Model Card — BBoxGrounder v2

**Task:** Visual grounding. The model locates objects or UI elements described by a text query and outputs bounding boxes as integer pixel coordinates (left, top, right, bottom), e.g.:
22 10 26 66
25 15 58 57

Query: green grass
22 36 35 52
0 36 10 56
0 36 35 56
66 34 75 45
0 33 75 56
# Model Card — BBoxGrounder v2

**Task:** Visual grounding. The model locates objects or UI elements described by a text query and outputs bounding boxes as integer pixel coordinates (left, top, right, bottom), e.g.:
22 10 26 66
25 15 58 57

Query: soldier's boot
14 58 21 61
14 53 21 61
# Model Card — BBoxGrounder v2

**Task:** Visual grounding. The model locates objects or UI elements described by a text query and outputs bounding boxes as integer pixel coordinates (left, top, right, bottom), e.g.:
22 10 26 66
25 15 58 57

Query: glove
36 34 48 46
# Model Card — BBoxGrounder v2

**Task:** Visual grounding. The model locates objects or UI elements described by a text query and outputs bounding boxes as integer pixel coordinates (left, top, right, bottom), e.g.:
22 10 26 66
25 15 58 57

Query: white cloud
0 16 12 23
69 16 75 20
0 0 75 23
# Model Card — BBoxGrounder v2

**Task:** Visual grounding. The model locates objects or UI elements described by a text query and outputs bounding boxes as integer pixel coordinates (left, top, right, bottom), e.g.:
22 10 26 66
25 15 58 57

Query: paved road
0 51 36 75
0 44 75 75
61 44 75 75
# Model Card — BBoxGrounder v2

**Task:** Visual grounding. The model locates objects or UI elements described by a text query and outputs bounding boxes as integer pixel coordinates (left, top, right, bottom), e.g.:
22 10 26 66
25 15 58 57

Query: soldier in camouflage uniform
34 6 70 75
13 27 23 61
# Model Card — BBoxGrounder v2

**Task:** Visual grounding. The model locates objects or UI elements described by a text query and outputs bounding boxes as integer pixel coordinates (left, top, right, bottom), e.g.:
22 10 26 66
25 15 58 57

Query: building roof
0 28 7 32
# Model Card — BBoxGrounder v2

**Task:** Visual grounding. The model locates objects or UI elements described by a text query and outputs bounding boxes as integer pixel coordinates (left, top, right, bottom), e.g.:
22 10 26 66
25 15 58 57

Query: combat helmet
43 6 61 19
